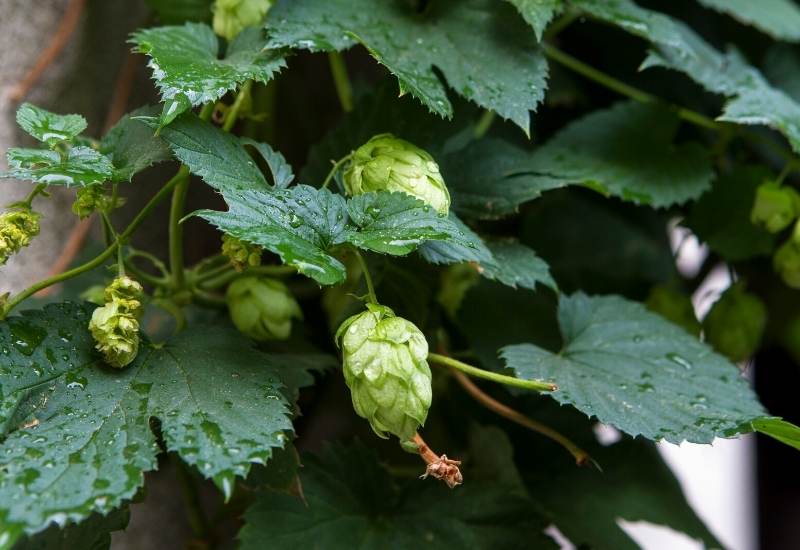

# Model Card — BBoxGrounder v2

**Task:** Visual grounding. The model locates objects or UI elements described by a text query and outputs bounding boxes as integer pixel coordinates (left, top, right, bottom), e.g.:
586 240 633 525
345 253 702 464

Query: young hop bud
645 285 701 336
222 234 262 272
703 283 767 363
72 185 114 220
213 0 272 40
750 181 800 234
89 276 143 369
774 221 800 289
0 209 40 265
344 133 451 215
226 276 302 341
335 304 433 441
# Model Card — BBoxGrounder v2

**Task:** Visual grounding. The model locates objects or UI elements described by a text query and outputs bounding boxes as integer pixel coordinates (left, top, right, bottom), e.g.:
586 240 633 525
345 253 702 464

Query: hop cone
213 0 272 40
226 276 302 341
703 283 767 362
0 209 40 265
222 234 262 272
750 181 800 233
335 304 432 441
774 221 800 288
344 133 451 215
645 285 701 336
89 276 143 369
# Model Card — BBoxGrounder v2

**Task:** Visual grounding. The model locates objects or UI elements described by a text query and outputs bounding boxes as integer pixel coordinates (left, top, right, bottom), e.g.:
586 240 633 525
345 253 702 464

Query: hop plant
213 0 272 40
0 208 40 265
774 220 800 288
335 304 432 441
750 181 800 233
72 185 115 220
437 263 480 319
226 276 302 341
703 283 767 363
222 234 262 272
344 133 451 215
645 285 701 336
89 276 143 369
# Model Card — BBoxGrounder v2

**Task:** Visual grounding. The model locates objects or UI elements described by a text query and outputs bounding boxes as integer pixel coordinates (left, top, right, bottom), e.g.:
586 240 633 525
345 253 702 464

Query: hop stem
427 352 557 392
412 433 463 489
352 249 378 304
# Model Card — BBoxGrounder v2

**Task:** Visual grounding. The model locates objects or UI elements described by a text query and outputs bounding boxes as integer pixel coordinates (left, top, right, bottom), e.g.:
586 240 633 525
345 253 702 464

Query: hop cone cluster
226 276 302 341
89 276 143 369
703 283 767 363
222 234 262 272
213 0 272 40
336 304 432 441
72 185 115 220
0 209 40 266
344 133 451 215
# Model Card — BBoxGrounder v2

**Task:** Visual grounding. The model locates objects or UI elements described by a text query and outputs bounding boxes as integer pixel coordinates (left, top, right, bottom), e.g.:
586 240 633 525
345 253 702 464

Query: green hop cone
343 133 451 215
0 208 40 265
774 220 800 288
335 304 432 441
437 263 480 319
222 234 262 272
750 181 800 233
89 276 143 369
226 276 302 341
703 283 767 363
213 0 272 40
645 285 701 336
72 185 115 220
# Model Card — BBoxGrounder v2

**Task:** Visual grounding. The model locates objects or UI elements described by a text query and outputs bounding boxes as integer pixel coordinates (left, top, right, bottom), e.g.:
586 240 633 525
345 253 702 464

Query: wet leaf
505 0 563 40
502 293 769 443
2 147 114 187
15 104 87 148
696 0 800 42
100 106 172 182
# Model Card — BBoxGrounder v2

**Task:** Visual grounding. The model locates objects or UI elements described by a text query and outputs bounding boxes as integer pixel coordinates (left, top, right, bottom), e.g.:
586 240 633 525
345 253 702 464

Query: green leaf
239 441 555 549
153 113 268 192
2 147 114 187
525 101 713 207
198 185 349 285
15 103 87 147
12 508 129 550
130 23 285 125
482 240 557 292
685 165 776 262
752 417 800 451
100 106 172 182
266 0 548 133
0 303 303 545
764 44 800 101
145 0 213 24
346 192 476 257
241 137 294 188
575 0 800 154
418 213 495 266
501 293 768 443
697 0 800 42
504 0 563 40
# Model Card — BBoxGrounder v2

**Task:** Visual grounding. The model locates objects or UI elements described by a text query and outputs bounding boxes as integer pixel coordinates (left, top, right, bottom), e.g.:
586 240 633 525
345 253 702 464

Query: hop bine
336 303 433 441
344 133 451 215
0 208 40 266
89 276 143 369
226 276 302 341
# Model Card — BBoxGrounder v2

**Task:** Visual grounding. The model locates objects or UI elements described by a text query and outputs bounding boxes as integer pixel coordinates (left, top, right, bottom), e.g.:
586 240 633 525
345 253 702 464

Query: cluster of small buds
344 134 451 215
0 208 40 266
336 303 433 441
71 185 116 220
88 276 143 369
222 234 262 272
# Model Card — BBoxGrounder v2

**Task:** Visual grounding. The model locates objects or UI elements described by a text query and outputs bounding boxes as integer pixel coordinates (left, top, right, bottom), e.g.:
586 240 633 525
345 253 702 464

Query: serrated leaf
525 101 713 207
266 0 548 133
418 213 495 266
697 0 800 42
198 185 350 285
145 0 212 24
153 113 267 192
15 104 87 147
575 0 800 154
12 508 129 550
504 0 563 40
685 165 775 262
239 441 555 550
501 293 768 443
241 137 293 188
346 192 472 256
0 302 311 546
130 23 285 125
2 147 114 187
100 106 172 182
482 240 557 291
